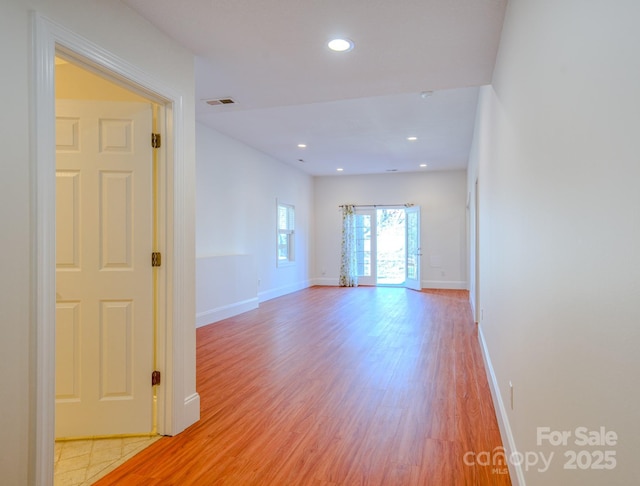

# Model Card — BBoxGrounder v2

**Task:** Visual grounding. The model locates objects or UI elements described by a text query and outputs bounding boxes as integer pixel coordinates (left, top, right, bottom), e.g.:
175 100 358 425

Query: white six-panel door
55 100 154 437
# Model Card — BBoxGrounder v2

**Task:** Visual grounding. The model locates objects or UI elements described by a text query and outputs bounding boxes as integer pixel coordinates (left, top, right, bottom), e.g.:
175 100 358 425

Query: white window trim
277 201 295 267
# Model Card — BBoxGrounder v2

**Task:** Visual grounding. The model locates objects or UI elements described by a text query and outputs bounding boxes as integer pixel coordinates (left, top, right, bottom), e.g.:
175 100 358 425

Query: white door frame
404 206 422 291
355 209 376 286
474 178 480 322
357 207 421 288
32 13 191 484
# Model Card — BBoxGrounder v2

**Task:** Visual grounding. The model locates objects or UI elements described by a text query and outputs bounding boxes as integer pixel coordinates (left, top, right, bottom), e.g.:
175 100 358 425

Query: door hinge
151 133 161 148
151 370 161 386
152 252 162 267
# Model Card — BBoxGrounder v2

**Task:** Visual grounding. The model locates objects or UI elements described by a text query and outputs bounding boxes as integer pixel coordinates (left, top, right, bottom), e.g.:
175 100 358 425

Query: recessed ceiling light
328 38 354 52
420 164 428 168
407 136 418 141
337 168 344 172
297 143 307 148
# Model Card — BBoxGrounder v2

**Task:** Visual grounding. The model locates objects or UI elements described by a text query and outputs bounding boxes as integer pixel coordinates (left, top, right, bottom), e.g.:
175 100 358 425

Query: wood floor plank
94 286 511 485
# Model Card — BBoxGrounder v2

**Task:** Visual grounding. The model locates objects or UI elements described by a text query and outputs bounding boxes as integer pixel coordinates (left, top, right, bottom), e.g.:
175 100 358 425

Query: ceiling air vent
204 97 236 106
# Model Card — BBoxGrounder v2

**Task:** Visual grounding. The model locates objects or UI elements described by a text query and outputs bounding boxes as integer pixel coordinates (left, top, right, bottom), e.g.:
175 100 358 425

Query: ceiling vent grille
204 97 236 106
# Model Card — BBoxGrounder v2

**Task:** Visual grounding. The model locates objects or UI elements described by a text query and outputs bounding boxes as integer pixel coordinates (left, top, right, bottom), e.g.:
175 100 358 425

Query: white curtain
339 205 358 287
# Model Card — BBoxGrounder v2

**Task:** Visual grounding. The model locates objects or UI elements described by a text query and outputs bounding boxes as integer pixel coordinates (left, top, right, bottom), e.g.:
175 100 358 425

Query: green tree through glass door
355 207 421 288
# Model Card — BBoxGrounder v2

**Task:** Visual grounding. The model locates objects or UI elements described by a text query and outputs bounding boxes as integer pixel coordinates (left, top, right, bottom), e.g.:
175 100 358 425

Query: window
277 202 295 265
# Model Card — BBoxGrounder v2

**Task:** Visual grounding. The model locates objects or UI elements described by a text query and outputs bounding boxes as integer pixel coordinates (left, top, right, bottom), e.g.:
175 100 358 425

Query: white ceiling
123 0 507 176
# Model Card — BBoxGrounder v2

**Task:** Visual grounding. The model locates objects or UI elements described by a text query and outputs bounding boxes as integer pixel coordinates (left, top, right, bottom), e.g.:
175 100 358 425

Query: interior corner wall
470 1 640 485
0 1 197 483
195 122 314 310
0 6 31 485
314 171 467 289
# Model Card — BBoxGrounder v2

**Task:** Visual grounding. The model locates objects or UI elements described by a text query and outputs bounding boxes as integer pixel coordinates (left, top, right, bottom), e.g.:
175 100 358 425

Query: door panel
100 171 133 268
355 211 375 285
405 206 421 291
55 100 154 437
56 171 80 268
55 302 81 400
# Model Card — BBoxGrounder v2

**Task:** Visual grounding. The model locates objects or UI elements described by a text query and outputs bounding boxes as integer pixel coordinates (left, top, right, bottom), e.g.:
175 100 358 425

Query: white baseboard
196 281 314 327
195 297 259 328
311 277 339 286
311 278 468 290
182 392 200 431
422 280 467 290
258 279 312 303
477 325 526 486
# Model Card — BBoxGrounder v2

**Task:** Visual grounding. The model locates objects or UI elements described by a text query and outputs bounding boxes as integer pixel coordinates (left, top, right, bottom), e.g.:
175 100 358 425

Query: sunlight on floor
54 435 161 485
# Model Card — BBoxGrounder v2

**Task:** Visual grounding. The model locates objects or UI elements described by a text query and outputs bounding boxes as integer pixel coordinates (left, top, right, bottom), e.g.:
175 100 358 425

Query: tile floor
54 436 161 485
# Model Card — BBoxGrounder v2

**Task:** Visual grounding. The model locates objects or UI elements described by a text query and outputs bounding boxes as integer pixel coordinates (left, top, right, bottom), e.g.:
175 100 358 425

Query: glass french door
355 207 421 289
355 211 375 285
405 206 421 290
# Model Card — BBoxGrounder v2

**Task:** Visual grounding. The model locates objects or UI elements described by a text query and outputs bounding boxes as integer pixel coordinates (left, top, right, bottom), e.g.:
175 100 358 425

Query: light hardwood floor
95 286 511 485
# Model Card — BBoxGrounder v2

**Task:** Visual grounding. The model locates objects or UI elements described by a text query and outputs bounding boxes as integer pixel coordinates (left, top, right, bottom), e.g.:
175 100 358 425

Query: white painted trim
469 292 478 323
183 393 201 430
312 277 340 286
195 298 260 328
311 277 468 291
422 279 467 290
32 13 198 483
258 280 312 303
477 325 526 486
31 13 57 485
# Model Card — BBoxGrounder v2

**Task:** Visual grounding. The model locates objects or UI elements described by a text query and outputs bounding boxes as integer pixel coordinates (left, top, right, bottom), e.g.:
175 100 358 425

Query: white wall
469 1 640 485
314 171 467 288
196 122 314 306
0 1 197 483
0 4 31 484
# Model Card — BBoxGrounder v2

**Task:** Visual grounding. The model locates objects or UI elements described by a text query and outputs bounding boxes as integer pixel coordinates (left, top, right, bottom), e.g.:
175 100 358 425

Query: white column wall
469 1 640 484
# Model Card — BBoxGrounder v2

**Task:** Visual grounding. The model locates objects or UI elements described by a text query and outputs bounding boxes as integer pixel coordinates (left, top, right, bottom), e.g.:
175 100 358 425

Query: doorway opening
55 52 160 439
34 15 197 484
53 50 163 483
355 207 421 289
